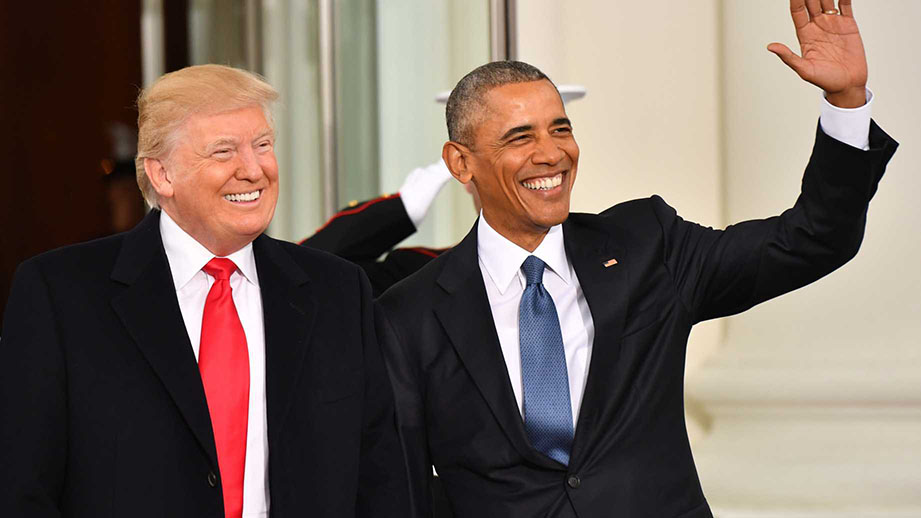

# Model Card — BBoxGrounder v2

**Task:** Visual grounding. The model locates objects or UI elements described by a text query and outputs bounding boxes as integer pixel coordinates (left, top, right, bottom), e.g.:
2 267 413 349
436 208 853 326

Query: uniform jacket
300 194 445 297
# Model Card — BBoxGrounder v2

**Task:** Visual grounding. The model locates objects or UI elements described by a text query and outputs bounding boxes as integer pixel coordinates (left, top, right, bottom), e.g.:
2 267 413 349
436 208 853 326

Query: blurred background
1 1 918 515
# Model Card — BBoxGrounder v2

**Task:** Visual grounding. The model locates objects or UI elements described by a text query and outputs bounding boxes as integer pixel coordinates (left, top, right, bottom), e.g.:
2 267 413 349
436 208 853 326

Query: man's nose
532 133 565 165
235 146 263 180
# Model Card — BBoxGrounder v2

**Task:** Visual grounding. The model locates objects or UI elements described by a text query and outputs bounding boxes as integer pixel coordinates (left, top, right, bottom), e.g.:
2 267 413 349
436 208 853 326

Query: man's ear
442 141 473 184
144 158 174 199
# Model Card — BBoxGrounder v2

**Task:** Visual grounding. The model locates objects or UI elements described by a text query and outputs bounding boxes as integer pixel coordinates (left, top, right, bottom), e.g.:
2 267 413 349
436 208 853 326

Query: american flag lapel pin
603 258 618 268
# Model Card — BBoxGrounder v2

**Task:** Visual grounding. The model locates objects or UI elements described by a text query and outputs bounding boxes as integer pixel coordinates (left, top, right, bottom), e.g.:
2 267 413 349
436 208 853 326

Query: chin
530 211 569 231
545 203 571 223
228 220 270 240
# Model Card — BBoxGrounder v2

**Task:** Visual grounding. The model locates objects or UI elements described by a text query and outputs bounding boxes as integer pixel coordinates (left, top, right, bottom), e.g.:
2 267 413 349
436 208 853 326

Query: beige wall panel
692 1 921 514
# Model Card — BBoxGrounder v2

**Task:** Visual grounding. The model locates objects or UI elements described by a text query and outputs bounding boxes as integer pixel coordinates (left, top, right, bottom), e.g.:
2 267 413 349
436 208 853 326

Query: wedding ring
823 8 839 15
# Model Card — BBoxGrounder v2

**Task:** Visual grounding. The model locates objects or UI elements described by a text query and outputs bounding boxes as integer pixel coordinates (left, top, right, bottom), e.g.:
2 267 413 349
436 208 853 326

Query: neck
160 206 249 257
481 210 549 252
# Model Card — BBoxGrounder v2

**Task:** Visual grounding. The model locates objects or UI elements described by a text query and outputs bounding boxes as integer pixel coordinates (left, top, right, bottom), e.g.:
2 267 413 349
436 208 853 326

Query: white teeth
522 173 563 191
224 190 261 202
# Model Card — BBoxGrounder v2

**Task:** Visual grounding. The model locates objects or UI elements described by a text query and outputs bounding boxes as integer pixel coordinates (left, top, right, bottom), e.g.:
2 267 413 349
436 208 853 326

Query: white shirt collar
476 211 571 295
159 210 259 291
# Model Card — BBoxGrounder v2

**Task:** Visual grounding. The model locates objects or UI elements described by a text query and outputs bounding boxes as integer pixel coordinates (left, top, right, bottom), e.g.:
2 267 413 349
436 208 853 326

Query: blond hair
134 64 279 208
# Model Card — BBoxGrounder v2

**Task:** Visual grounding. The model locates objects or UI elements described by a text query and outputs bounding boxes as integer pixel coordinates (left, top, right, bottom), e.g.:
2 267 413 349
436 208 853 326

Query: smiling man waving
0 64 408 518
376 2 898 517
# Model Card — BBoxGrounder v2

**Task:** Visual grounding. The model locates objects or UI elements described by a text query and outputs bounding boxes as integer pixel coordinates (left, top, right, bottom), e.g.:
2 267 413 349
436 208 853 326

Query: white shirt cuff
819 88 873 151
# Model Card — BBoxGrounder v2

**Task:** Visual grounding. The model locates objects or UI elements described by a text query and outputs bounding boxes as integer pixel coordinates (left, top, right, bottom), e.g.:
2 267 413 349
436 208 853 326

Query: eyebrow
254 129 274 141
500 124 533 142
552 117 572 127
204 137 239 154
203 130 273 154
498 118 572 142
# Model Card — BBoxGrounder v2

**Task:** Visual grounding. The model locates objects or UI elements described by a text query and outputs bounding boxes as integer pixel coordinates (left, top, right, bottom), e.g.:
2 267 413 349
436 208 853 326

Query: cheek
494 158 520 187
261 154 279 179
492 174 519 204
565 140 580 163
182 164 221 193
171 173 202 201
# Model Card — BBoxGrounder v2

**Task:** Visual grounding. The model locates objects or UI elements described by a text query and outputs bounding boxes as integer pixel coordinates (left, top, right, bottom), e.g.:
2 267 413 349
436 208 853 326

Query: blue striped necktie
518 255 574 465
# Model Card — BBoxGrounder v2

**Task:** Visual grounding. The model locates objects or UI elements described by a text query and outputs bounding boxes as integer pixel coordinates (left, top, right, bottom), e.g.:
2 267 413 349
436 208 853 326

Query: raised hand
768 0 867 108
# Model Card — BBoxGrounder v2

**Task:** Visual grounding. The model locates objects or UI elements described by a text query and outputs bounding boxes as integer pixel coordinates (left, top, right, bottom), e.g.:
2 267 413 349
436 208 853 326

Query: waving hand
768 0 867 108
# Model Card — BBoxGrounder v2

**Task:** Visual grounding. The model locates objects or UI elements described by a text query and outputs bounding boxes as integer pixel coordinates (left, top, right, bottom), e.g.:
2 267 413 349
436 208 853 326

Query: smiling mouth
224 189 262 203
521 172 564 191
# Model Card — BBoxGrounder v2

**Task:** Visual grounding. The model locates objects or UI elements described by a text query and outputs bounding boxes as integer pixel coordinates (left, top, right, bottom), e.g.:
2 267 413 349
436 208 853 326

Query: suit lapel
110 211 218 466
433 224 561 471
563 216 628 467
253 235 316 445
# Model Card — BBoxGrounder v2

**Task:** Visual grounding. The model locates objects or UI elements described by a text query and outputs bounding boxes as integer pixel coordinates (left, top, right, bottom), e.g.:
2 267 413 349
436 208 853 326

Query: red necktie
199 258 249 518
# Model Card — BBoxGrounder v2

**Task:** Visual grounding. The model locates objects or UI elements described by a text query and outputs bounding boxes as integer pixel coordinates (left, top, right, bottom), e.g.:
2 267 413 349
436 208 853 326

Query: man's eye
554 127 572 134
214 149 232 156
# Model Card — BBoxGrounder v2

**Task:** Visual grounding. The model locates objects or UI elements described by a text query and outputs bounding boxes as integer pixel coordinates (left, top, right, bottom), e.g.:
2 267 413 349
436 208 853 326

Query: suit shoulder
568 195 675 237
266 236 373 294
258 236 379 311
273 236 363 273
598 195 674 220
19 232 127 281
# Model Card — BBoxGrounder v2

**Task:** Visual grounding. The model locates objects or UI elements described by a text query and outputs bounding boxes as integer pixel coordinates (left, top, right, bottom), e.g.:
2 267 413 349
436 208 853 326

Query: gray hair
445 61 555 147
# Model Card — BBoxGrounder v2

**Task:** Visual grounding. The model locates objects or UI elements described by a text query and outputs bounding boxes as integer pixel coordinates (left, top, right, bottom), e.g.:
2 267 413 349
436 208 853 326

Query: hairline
446 61 558 149
463 78 562 151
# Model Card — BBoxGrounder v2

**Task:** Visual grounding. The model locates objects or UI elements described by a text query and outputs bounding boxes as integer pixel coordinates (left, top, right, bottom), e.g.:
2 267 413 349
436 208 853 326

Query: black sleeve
653 120 898 323
301 195 416 262
0 260 67 517
355 267 412 518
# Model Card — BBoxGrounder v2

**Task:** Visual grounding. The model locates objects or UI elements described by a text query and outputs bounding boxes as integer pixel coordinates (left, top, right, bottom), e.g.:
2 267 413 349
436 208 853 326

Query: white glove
398 159 453 228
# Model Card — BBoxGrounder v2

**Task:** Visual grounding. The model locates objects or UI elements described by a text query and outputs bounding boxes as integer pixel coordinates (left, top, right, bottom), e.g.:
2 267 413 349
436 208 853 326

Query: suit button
207 471 218 488
567 474 581 489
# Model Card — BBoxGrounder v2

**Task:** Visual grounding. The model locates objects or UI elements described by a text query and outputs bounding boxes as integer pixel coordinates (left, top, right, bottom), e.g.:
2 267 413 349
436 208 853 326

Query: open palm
768 0 867 106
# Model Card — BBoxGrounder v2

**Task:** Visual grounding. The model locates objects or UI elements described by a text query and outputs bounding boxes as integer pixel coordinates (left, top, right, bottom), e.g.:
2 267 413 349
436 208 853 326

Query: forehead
183 105 271 141
480 80 565 129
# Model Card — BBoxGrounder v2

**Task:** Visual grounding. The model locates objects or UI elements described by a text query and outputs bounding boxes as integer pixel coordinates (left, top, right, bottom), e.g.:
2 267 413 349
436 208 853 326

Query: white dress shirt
476 93 873 431
477 219 594 427
160 211 269 518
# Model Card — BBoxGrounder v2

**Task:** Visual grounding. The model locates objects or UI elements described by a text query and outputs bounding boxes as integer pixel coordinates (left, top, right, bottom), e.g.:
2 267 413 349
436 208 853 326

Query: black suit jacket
0 210 409 517
376 122 897 518
300 194 445 297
